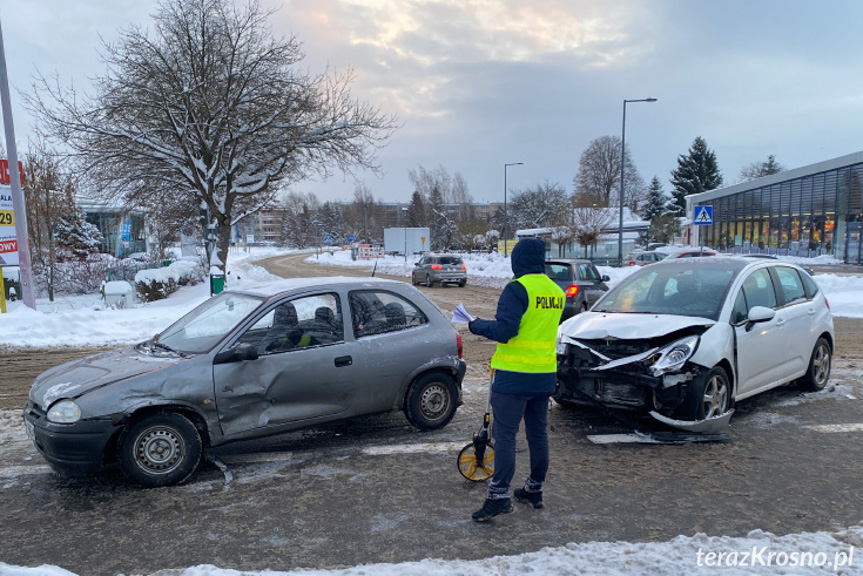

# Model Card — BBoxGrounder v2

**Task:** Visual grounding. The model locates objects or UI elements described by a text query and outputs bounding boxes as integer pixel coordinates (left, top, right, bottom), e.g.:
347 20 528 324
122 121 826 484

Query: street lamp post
504 162 523 256
401 206 409 264
618 98 657 267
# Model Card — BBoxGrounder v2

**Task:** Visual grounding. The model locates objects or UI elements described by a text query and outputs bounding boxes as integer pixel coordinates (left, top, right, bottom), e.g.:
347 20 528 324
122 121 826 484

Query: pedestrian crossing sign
694 205 713 225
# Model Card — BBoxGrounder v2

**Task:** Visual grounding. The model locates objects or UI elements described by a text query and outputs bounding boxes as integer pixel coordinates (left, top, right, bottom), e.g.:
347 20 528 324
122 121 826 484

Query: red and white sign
0 184 18 266
0 160 24 186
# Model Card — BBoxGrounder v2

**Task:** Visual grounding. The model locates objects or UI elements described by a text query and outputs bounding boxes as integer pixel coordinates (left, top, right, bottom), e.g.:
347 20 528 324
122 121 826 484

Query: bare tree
573 135 646 212
568 203 615 259
22 142 77 300
26 0 397 273
342 184 383 244
279 190 320 248
508 180 568 233
739 154 785 183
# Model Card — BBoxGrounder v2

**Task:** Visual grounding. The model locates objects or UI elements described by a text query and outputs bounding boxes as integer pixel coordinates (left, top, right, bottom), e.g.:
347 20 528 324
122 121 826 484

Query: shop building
688 151 863 263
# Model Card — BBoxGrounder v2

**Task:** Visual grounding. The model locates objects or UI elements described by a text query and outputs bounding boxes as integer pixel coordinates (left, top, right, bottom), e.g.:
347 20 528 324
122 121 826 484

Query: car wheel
802 337 832 391
458 279 467 287
425 274 434 288
677 366 731 421
119 412 203 487
404 373 458 430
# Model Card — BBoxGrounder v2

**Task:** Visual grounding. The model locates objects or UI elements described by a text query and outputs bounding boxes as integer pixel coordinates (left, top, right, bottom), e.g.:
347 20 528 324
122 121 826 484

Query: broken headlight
649 335 699 376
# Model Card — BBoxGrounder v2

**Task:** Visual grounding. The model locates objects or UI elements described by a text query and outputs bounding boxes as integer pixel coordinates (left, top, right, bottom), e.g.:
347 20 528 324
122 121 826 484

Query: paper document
451 303 475 323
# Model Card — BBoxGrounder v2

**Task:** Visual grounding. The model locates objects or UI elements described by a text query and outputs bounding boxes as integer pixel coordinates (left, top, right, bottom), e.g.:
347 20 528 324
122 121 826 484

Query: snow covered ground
1 247 862 576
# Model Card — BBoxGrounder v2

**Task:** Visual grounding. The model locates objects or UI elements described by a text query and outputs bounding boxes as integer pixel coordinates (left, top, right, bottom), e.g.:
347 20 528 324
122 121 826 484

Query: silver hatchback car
411 254 467 287
23 277 466 487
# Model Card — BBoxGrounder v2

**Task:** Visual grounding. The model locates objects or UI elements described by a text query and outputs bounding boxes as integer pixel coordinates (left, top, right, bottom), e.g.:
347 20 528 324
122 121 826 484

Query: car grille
574 338 657 360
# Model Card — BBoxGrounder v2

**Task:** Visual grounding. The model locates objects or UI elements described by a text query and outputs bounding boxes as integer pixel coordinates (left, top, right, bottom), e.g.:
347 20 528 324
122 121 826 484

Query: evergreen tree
642 176 668 221
406 191 426 227
669 137 723 216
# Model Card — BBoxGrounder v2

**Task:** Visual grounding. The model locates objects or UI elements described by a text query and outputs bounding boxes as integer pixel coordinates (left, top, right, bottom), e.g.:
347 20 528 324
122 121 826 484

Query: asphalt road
1 253 862 576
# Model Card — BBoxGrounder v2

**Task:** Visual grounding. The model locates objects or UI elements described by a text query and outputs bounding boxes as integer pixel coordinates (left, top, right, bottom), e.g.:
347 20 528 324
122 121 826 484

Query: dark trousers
487 390 550 500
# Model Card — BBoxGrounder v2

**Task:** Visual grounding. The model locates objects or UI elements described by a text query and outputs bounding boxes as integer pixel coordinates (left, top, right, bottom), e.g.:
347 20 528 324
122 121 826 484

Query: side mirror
214 342 259 364
745 306 775 332
601 275 611 282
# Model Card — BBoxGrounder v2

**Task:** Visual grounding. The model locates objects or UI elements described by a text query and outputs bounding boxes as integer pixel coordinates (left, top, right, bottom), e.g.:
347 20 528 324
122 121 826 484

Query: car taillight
456 332 463 359
825 296 831 310
431 264 442 270
565 284 579 298
460 265 466 270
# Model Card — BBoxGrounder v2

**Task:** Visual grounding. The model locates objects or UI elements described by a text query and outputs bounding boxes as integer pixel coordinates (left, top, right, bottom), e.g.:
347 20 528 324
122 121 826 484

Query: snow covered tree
739 154 784 182
317 202 345 246
279 191 319 248
642 176 669 221
26 0 396 273
669 137 723 216
22 143 78 301
508 180 568 232
573 135 646 211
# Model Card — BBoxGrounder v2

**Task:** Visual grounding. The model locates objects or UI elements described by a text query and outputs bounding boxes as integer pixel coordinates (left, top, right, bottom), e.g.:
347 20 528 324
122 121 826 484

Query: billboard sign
0 184 18 266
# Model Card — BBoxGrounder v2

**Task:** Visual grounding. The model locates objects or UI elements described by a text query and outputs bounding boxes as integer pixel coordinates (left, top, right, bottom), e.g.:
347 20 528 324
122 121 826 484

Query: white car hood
559 312 715 341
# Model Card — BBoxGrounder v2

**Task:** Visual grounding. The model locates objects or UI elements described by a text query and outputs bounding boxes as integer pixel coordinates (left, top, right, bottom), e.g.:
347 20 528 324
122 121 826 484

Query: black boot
472 498 513 522
514 487 543 509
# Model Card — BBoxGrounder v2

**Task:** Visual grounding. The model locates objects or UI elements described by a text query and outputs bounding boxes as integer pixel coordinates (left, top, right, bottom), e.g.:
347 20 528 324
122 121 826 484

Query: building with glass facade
688 151 863 263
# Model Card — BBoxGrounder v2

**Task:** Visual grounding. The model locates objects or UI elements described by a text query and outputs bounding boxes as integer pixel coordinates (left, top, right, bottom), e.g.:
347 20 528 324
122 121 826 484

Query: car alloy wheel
425 274 433 287
803 337 832 391
701 369 730 419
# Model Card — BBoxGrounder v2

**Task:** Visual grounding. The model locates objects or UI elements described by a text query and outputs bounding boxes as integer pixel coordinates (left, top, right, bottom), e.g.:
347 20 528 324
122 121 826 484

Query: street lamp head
646 97 658 102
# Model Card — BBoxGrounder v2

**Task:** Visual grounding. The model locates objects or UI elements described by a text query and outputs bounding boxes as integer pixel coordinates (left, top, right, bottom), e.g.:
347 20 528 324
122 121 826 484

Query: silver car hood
559 312 715 341
30 345 183 409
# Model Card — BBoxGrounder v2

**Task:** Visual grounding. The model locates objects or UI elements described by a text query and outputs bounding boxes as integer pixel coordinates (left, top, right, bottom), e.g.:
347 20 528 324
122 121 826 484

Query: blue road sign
347 235 355 242
694 205 713 225
325 236 333 244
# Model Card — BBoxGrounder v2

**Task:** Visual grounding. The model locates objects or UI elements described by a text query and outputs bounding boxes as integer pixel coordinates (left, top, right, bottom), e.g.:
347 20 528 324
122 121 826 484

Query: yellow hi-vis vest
490 274 565 373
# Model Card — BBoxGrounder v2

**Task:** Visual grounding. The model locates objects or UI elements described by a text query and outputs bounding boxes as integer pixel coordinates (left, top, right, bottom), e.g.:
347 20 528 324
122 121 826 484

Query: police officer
468 237 564 522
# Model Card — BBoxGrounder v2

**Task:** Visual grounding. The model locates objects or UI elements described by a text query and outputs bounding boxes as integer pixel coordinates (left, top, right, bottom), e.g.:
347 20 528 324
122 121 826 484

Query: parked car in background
411 254 468 287
624 251 668 266
23 277 466 487
556 258 833 431
660 248 718 259
544 259 610 321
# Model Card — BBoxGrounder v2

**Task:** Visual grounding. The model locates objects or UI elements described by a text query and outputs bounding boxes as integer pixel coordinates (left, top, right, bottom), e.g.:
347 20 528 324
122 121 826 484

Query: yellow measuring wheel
457 369 495 482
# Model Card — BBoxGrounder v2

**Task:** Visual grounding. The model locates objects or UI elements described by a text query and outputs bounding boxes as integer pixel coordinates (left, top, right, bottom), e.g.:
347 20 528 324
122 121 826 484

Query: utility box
384 227 430 256
104 280 135 308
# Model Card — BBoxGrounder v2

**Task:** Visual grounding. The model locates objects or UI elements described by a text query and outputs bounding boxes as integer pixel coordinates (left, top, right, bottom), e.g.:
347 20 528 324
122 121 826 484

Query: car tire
119 412 203 487
676 366 731 421
404 372 458 430
425 274 434 288
802 337 832 391
458 279 467 287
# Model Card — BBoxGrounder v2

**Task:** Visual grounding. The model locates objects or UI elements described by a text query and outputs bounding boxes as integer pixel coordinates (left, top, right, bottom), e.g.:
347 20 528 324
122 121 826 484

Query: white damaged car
555 257 833 432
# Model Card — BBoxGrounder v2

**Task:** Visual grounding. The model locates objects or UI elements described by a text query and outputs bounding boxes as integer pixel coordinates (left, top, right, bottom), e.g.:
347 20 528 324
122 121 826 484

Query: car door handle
775 318 786 327
335 355 353 367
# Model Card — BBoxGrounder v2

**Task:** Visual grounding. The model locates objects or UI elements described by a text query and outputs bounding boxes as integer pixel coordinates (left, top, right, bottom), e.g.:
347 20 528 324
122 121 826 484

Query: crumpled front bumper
22 401 121 476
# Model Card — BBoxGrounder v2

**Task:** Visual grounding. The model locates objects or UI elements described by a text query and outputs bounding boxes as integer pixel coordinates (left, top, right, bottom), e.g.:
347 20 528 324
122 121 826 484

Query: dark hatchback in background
411 254 468 287
23 277 466 487
544 259 610 321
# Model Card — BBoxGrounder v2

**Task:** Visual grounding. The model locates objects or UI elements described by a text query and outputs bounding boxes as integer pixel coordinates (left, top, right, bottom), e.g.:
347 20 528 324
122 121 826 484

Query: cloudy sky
1 0 862 204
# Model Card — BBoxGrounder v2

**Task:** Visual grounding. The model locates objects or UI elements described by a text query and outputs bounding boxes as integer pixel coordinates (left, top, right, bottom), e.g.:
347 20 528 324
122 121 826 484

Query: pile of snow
1 522 861 575
134 257 203 285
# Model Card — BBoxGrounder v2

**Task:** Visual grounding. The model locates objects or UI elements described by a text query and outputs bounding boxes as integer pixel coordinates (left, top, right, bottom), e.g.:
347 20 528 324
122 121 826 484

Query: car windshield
594 265 737 320
157 291 264 354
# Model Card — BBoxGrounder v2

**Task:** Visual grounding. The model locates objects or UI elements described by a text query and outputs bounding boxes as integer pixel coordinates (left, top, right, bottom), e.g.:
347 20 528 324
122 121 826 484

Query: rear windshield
434 257 463 265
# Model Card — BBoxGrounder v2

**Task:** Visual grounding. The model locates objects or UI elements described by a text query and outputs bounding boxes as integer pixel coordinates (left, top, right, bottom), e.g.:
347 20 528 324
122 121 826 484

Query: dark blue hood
511 238 546 278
